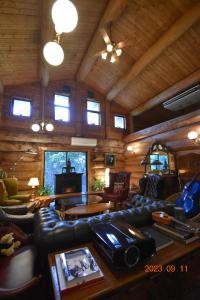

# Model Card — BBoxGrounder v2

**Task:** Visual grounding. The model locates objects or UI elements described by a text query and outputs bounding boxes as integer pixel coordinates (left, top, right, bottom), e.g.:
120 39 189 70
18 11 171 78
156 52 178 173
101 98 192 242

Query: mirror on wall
141 142 176 175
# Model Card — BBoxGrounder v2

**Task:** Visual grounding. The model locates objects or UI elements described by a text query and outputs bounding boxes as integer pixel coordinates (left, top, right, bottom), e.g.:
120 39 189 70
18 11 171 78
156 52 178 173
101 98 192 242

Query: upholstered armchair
102 172 131 209
0 223 41 299
0 207 34 233
0 178 31 206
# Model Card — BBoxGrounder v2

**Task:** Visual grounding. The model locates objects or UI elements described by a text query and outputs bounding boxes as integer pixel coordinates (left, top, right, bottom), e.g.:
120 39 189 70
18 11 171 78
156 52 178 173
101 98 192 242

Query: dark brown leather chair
0 223 41 299
102 172 131 209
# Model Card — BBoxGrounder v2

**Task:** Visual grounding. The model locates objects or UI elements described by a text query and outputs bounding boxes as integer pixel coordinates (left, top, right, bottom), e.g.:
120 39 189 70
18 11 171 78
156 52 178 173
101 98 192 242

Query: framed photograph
105 153 115 168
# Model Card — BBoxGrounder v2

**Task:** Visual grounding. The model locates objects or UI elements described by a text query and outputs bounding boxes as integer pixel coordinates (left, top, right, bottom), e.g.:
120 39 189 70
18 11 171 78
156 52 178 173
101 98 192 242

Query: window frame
11 97 32 118
54 92 71 123
114 114 127 130
86 99 101 126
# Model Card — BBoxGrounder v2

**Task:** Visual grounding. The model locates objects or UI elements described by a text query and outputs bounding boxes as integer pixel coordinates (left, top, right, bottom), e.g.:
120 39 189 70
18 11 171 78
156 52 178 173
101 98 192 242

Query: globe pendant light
52 0 78 33
43 40 64 66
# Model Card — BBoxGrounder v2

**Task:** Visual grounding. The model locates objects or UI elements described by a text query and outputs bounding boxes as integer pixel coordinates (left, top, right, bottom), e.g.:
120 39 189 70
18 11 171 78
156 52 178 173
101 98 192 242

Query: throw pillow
113 182 124 194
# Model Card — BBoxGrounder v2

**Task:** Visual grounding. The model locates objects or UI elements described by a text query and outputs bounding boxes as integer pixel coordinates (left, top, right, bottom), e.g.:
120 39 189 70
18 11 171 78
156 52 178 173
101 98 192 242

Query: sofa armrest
1 205 28 215
0 199 22 206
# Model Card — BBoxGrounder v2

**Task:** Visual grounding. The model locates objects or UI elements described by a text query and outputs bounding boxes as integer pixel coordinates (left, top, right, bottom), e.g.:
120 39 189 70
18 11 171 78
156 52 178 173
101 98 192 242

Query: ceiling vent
71 137 97 147
163 84 200 111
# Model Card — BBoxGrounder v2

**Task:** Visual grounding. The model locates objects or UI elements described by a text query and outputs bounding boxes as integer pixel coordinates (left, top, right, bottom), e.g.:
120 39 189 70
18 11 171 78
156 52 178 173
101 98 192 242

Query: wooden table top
65 202 113 216
48 239 200 300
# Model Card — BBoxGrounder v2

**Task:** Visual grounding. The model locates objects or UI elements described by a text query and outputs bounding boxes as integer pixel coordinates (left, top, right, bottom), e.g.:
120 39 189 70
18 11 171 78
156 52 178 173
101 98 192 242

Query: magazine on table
55 247 104 293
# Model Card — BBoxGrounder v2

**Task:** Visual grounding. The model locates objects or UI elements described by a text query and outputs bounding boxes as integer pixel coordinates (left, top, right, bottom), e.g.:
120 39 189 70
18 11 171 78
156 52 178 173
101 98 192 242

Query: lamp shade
52 0 78 33
28 177 39 188
45 123 54 132
43 41 64 66
31 123 40 132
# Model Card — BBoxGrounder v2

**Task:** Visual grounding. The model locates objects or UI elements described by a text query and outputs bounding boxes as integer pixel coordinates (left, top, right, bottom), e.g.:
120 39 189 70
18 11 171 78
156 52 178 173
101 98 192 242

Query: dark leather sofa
34 198 174 254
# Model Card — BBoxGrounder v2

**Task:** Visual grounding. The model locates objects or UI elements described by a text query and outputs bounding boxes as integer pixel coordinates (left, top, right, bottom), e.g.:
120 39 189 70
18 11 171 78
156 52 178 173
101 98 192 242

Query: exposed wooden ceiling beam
124 108 200 143
131 69 200 116
76 0 128 82
106 2 200 101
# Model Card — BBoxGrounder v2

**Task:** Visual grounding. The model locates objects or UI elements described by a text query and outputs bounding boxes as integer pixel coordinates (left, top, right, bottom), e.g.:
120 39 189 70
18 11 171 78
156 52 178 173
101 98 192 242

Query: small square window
114 115 126 129
54 93 70 122
54 94 69 107
86 100 101 126
87 112 100 125
12 98 31 117
87 101 100 112
55 107 70 122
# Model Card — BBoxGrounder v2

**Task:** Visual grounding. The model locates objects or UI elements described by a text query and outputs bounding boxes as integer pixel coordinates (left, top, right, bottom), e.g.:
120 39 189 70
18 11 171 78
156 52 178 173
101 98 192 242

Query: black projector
91 221 156 270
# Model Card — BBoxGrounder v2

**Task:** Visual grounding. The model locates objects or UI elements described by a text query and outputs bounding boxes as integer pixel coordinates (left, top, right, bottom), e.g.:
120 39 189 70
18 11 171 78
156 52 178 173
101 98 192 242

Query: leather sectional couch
34 198 174 254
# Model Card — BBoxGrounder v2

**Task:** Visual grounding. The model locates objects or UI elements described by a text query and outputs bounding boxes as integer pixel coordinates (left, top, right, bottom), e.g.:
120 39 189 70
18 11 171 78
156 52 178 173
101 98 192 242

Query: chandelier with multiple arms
31 87 54 133
99 22 125 63
43 0 78 66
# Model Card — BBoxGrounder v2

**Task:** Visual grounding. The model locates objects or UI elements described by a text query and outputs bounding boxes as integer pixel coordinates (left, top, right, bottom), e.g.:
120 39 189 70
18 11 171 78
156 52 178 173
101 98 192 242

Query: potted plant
36 185 53 196
92 178 105 192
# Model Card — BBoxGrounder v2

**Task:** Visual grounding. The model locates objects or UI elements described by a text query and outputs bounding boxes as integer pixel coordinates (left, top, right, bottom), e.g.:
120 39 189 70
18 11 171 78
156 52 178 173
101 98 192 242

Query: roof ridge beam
106 2 200 101
76 0 128 82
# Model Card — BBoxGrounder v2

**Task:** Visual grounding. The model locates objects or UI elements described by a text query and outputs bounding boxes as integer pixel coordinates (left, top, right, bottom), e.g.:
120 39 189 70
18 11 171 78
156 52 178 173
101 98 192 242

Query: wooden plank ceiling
0 0 199 115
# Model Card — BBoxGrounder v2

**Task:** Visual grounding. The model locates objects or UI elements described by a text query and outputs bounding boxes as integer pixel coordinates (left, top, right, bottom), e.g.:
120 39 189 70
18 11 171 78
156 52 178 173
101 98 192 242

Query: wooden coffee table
65 202 113 218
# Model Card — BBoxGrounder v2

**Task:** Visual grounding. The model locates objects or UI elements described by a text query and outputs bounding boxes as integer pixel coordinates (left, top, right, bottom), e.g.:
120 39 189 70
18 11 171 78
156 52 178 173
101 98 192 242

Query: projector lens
124 245 140 268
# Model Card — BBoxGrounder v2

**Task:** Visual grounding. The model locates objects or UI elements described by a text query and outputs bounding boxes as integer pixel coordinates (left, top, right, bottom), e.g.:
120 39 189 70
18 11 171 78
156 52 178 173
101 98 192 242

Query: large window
44 151 87 193
87 100 101 126
12 98 31 117
54 93 70 122
114 115 126 129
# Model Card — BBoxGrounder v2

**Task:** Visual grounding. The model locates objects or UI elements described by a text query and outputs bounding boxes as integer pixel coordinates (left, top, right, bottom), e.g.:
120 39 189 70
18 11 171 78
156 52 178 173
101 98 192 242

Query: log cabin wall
124 109 200 189
0 80 129 192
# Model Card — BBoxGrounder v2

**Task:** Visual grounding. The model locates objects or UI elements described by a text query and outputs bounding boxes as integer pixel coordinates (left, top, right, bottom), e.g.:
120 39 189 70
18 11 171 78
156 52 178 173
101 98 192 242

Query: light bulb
43 41 64 66
115 48 122 56
101 51 108 60
52 0 78 33
46 123 54 132
127 145 133 152
187 131 198 140
110 54 116 63
106 43 113 52
31 123 40 132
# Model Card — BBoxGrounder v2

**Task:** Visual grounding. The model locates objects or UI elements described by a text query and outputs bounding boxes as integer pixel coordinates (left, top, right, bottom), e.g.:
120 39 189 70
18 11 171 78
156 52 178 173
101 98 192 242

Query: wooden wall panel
124 111 200 189
0 130 125 192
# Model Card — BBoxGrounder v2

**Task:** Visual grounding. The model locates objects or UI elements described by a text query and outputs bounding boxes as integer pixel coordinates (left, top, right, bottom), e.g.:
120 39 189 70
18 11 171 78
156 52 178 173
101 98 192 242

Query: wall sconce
187 131 200 144
127 145 134 153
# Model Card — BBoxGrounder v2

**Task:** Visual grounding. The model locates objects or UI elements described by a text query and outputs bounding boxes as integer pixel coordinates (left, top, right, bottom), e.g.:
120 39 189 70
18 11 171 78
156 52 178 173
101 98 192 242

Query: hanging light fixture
31 121 54 132
110 54 117 63
101 51 108 60
52 0 78 33
31 88 54 133
43 37 64 66
102 42 123 63
43 0 78 66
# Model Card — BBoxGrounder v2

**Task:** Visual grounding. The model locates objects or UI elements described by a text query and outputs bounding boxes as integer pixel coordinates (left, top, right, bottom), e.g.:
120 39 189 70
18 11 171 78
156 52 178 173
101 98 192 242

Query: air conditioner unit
163 84 200 111
71 137 97 147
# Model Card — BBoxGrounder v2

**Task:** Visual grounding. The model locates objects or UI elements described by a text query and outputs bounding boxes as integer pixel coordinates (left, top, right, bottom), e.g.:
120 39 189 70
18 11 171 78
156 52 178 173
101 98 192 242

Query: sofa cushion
34 201 175 254
3 178 18 197
0 180 8 203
